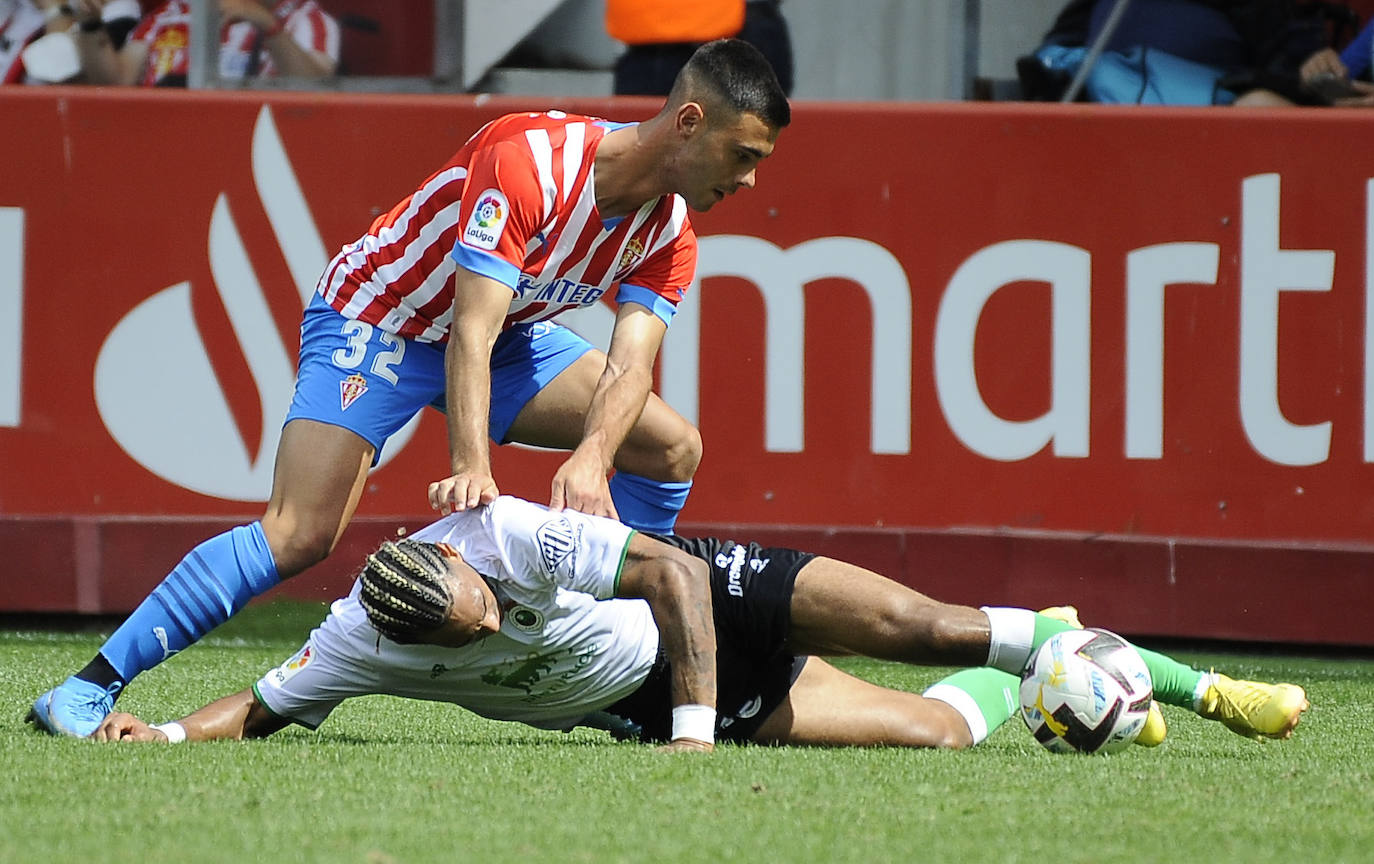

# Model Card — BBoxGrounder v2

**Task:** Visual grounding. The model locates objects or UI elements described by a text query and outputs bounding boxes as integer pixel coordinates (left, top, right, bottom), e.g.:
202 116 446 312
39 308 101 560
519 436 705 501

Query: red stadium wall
1 88 1371 645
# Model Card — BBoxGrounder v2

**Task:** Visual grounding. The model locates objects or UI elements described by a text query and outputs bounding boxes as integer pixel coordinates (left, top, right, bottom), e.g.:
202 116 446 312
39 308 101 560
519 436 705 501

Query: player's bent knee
935 716 977 750
915 699 977 750
619 421 702 482
260 516 339 578
664 425 703 481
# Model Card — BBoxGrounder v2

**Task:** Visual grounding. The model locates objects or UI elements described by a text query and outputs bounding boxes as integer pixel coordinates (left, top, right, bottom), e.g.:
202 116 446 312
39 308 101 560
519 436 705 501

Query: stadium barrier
2 87 1371 645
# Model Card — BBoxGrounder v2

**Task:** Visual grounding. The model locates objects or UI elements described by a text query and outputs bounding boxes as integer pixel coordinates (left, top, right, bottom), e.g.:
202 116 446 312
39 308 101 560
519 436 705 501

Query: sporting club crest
340 373 368 411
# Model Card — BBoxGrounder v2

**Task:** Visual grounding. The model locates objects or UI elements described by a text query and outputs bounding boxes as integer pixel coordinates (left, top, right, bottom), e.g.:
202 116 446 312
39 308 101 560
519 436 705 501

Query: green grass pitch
4 602 1372 864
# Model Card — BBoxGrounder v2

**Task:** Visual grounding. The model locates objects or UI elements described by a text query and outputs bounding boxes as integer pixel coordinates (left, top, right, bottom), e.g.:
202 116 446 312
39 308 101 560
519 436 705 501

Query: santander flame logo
94 106 418 502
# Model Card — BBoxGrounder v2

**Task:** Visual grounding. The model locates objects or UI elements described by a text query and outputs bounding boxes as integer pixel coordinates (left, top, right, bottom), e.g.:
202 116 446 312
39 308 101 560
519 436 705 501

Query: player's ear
675 101 705 138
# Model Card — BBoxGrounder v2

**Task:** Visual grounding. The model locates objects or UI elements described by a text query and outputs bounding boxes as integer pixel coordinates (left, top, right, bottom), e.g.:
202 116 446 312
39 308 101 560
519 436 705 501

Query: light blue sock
99 522 280 683
608 473 692 533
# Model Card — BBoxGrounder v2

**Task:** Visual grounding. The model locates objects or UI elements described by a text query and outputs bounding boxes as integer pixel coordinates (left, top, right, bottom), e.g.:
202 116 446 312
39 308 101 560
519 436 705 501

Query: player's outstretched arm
616 534 717 751
429 270 514 515
550 305 667 519
92 688 290 743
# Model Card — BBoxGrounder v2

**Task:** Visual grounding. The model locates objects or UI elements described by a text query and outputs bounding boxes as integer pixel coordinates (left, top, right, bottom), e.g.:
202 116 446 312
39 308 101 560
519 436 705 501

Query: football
1019 628 1153 754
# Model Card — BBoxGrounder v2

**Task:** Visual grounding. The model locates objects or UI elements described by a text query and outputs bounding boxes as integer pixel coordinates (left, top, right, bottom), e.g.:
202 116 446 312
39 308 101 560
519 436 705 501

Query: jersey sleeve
450 137 546 291
484 497 634 599
252 629 364 730
615 205 697 326
129 10 158 44
285 4 341 65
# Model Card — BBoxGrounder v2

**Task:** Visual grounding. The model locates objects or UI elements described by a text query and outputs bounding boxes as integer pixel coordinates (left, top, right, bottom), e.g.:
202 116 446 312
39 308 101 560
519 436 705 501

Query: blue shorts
284 295 593 464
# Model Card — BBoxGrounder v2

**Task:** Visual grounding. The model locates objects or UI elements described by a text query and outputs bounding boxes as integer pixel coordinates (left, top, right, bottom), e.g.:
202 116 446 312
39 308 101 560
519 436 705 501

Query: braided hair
358 539 453 644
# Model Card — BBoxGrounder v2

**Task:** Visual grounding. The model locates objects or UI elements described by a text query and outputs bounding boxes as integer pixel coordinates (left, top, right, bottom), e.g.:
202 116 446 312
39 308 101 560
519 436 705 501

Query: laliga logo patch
268 644 313 686
464 188 508 251
340 373 368 411
475 194 504 228
535 516 581 575
287 645 313 672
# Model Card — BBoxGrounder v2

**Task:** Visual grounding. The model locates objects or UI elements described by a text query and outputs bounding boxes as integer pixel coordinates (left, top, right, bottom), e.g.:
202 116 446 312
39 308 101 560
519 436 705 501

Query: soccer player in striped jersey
30 38 790 738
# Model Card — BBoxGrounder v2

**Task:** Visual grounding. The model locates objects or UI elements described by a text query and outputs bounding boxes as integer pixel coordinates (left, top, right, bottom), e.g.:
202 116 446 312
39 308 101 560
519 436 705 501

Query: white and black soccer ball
1019 628 1153 754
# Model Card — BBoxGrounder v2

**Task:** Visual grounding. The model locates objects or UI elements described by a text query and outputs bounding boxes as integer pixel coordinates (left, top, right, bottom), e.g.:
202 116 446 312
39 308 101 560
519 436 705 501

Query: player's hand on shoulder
549 453 618 520
656 738 714 754
92 712 162 743
428 472 499 515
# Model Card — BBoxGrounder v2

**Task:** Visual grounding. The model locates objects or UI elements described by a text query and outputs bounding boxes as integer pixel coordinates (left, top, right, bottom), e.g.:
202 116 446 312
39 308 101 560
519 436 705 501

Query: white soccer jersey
253 498 660 731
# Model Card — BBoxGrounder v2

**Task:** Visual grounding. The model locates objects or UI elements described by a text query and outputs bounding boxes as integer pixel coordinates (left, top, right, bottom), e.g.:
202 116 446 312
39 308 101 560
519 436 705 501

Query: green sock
923 667 1020 745
1031 613 1075 649
983 607 1075 673
988 608 1207 710
1131 646 1206 710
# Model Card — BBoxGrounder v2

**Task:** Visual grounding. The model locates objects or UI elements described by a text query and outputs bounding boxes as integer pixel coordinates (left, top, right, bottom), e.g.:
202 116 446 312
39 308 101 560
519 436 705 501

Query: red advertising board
1 87 1371 643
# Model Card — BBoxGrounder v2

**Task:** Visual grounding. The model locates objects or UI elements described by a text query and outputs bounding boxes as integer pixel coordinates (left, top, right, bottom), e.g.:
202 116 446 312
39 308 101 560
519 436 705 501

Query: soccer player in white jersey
91 497 1308 751
30 39 791 738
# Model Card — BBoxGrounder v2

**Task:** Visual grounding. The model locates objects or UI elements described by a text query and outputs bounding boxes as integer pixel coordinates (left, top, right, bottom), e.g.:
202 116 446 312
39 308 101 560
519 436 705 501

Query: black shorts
604 535 814 743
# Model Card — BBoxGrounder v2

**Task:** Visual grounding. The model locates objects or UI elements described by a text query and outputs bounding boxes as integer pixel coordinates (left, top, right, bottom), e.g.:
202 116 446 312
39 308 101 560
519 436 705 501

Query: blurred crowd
4 0 1373 108
3 0 339 84
1020 0 1374 106
0 0 791 92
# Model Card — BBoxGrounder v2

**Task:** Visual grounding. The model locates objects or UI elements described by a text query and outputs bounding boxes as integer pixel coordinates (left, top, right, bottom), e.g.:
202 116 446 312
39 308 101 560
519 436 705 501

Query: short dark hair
673 38 790 130
358 540 452 644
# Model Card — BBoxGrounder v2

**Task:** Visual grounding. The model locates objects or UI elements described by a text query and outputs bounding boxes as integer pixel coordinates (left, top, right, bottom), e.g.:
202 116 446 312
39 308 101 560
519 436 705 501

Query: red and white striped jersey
131 0 339 87
318 110 698 344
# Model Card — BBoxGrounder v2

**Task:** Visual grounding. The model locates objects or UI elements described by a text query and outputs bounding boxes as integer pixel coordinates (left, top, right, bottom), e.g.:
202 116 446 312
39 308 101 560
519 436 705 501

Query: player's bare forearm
431 333 499 513
575 358 654 470
430 270 513 512
549 359 652 518
569 303 667 473
443 332 497 475
93 688 287 743
618 536 717 713
548 305 663 516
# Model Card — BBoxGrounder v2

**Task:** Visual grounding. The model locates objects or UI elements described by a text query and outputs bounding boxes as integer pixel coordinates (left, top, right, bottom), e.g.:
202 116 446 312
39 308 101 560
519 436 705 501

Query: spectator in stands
1018 0 1353 105
73 0 339 86
1236 13 1374 104
608 0 792 96
13 0 140 83
1 0 50 83
1339 12 1374 76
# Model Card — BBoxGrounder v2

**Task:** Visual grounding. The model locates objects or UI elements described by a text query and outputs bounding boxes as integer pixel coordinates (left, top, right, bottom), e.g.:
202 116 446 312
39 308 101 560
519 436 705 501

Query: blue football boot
27 676 122 738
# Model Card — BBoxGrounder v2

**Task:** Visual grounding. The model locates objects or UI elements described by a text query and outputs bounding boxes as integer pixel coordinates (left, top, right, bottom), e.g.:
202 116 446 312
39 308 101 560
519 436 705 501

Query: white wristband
670 704 715 744
151 721 187 743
